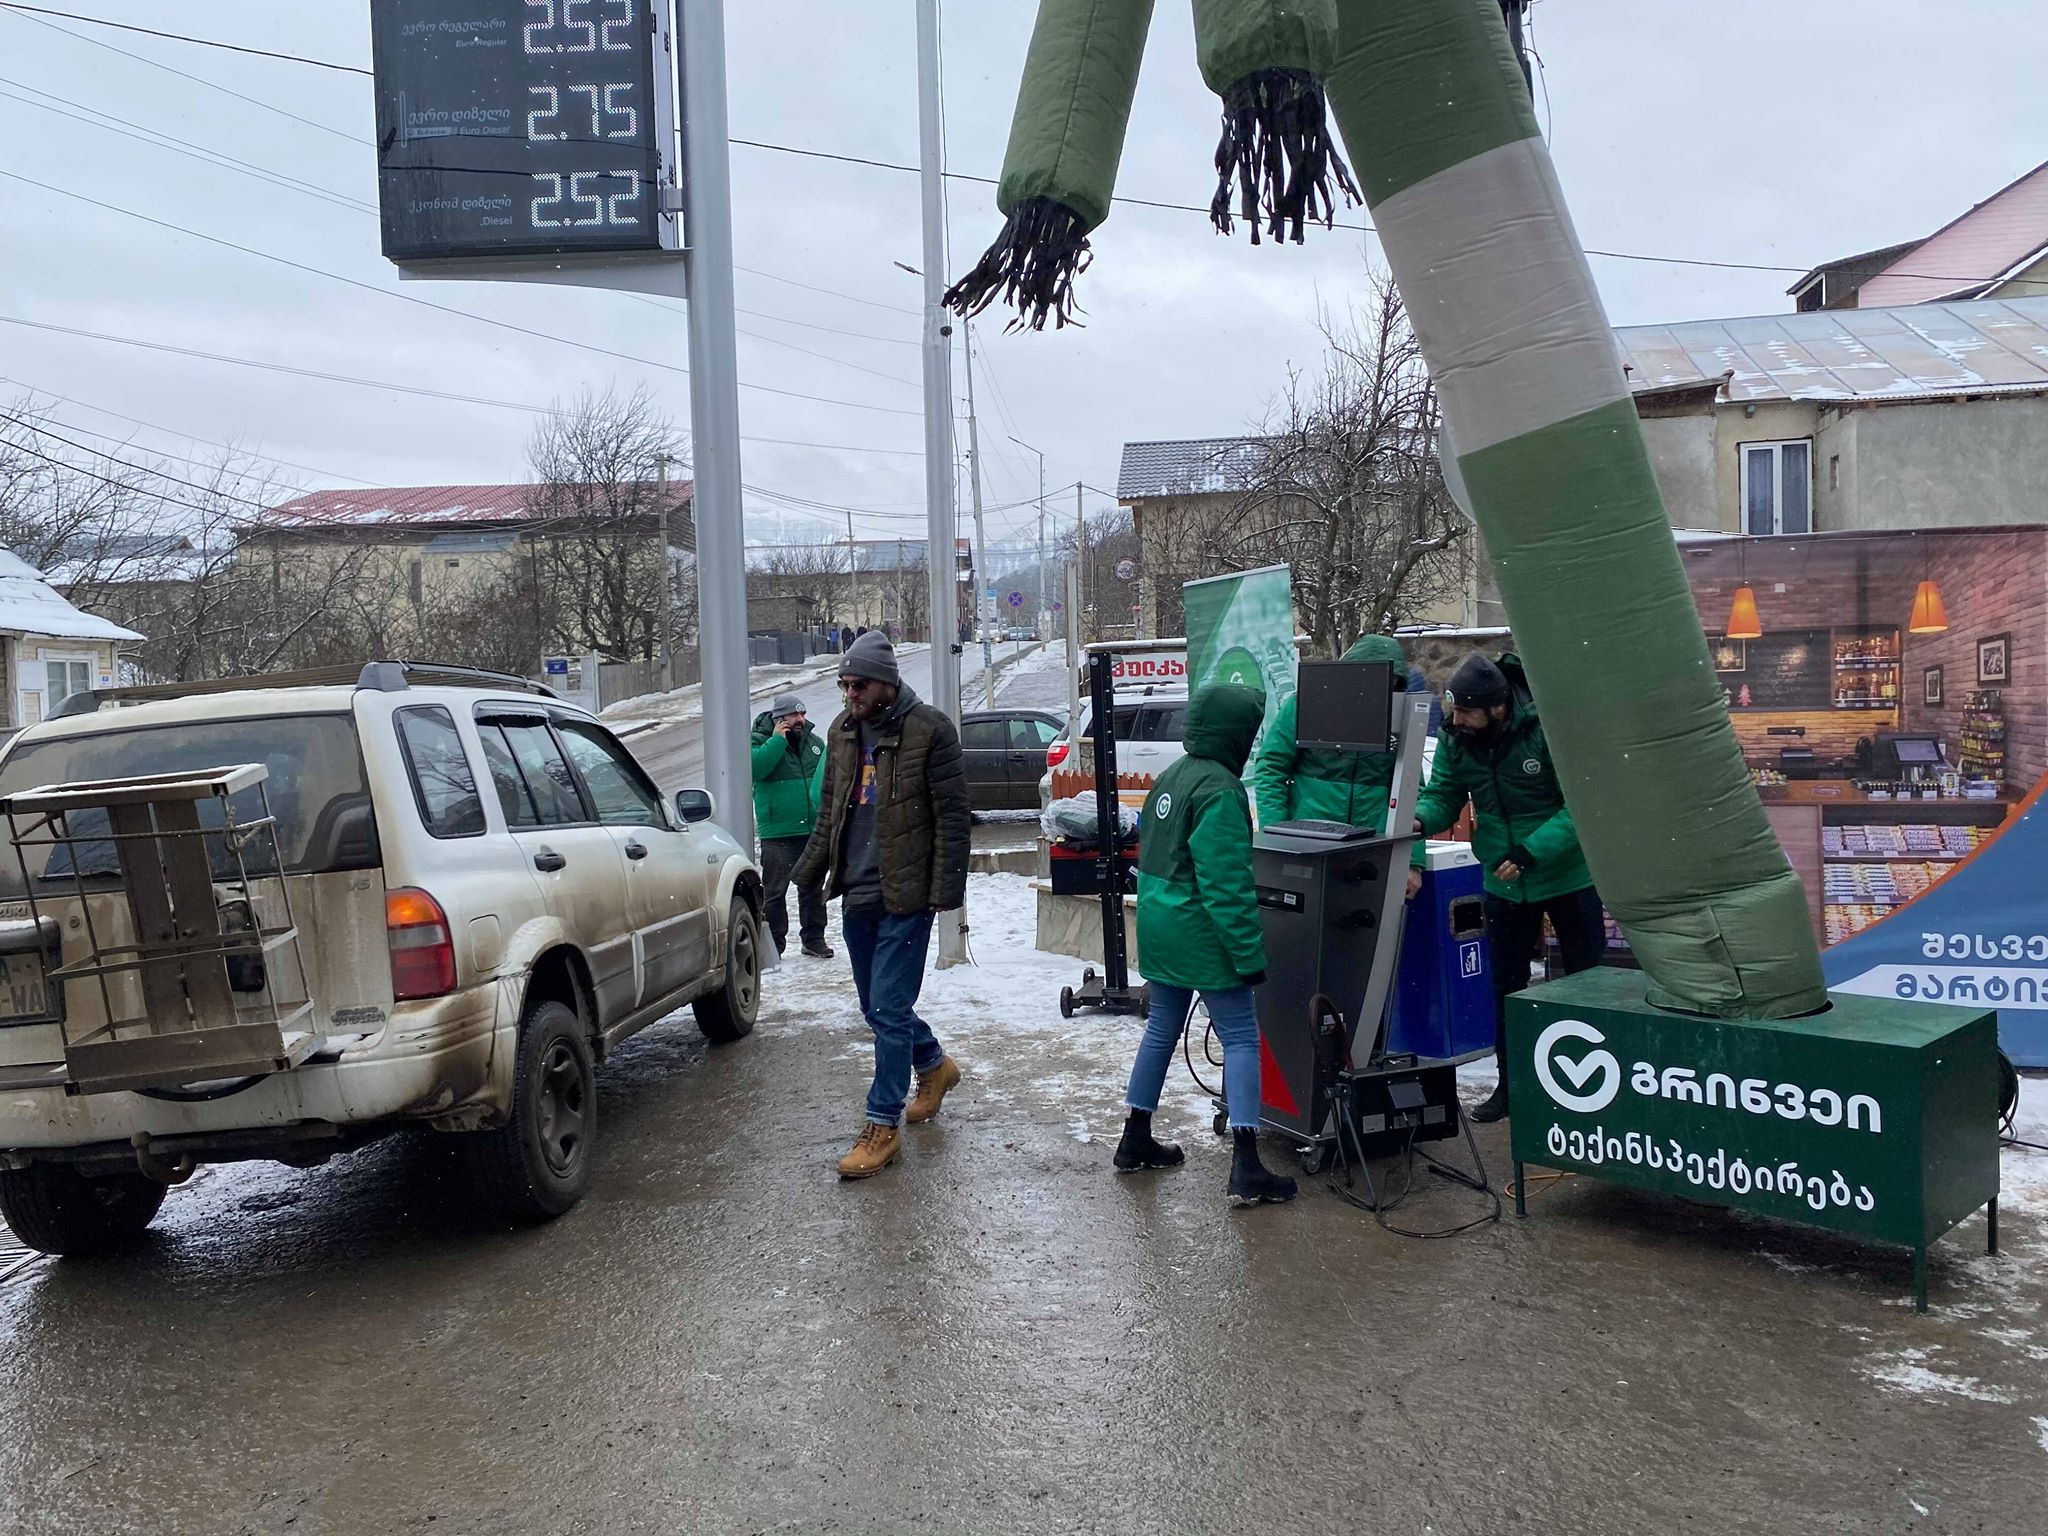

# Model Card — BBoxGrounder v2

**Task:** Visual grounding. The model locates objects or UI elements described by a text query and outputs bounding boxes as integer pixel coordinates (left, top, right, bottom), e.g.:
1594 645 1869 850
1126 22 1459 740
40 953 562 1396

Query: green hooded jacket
1414 654 1593 904
750 710 827 841
1135 684 1269 992
1252 633 1427 869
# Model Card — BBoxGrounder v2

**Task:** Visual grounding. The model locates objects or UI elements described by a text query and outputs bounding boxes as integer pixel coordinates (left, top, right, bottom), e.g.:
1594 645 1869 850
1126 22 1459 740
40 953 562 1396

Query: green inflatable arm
944 0 1155 331
1321 0 1826 1019
1193 0 1358 243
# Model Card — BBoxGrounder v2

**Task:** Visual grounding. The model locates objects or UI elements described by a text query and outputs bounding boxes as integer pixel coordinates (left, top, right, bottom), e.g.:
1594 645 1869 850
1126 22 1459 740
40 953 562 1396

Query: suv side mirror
674 787 715 824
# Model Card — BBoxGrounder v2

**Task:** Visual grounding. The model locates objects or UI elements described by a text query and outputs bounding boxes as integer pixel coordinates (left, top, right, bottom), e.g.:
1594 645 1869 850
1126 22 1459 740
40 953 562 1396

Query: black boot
1113 1110 1185 1173
1227 1128 1297 1206
1470 1076 1510 1124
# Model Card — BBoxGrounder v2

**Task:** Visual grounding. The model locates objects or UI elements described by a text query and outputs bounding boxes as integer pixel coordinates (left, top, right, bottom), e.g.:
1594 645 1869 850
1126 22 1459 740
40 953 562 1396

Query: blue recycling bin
1385 844 1494 1061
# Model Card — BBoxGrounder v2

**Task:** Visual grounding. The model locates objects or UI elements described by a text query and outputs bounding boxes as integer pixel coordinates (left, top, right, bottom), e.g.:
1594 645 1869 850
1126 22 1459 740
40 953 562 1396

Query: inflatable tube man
950 0 1827 1021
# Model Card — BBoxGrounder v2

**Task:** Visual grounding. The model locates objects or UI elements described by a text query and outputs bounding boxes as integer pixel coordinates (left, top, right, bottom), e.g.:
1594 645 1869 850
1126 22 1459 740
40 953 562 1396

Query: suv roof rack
47 660 561 720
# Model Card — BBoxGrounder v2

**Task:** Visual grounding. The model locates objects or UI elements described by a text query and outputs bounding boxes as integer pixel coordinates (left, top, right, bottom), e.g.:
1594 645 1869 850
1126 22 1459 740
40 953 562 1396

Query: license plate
0 950 54 1025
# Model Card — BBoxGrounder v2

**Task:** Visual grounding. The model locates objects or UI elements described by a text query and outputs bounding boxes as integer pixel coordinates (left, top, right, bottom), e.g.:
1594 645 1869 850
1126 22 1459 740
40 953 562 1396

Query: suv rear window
0 713 378 889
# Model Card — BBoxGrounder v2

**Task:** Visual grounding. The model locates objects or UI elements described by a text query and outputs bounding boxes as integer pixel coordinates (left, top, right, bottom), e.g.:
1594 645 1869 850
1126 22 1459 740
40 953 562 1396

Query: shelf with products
1831 627 1902 709
1957 689 2007 784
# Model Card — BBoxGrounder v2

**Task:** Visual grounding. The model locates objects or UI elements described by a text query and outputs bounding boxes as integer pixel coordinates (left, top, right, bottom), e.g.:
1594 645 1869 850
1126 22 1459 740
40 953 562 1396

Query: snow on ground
758 871 1215 1148
602 655 844 726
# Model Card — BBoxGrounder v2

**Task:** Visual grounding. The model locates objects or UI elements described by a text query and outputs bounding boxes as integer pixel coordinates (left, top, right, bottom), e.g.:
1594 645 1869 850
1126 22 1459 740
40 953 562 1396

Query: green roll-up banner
1185 565 1297 768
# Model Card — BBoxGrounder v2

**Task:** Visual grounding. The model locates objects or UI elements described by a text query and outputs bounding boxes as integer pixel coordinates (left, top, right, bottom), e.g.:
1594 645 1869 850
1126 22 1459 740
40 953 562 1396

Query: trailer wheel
0 1163 166 1256
1059 986 1076 1018
462 998 595 1222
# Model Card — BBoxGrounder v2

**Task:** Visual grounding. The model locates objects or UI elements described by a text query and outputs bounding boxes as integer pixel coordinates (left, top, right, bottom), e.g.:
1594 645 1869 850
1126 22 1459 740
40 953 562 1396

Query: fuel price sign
371 0 679 263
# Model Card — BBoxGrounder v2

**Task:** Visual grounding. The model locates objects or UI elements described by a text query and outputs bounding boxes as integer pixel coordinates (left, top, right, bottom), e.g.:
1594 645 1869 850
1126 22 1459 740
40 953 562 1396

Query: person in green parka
751 693 830 959
1117 683 1297 1206
1253 632 1430 896
1414 652 1607 1122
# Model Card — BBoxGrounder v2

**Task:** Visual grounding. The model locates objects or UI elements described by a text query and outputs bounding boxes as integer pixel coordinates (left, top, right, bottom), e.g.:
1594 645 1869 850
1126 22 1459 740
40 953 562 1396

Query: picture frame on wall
1711 636 1747 672
1924 666 1943 707
1977 633 2012 685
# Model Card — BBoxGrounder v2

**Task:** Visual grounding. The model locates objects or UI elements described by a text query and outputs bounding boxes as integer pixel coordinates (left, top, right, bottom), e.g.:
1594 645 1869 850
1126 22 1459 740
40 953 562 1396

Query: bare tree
1212 274 1468 654
523 384 688 660
1056 508 1142 642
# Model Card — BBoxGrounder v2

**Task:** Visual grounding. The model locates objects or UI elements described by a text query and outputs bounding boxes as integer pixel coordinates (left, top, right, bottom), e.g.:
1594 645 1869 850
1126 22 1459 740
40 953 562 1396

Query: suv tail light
1046 738 1070 769
386 887 457 1001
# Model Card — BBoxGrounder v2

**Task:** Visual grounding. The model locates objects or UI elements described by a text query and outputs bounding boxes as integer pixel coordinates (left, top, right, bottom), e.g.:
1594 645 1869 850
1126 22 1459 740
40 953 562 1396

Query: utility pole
1009 435 1046 642
916 0 966 968
677 0 750 845
844 506 861 639
654 451 676 691
962 321 994 707
1075 481 1087 644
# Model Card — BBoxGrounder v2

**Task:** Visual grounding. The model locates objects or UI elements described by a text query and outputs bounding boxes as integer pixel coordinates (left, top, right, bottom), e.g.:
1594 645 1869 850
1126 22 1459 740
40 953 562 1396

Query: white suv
0 662 762 1254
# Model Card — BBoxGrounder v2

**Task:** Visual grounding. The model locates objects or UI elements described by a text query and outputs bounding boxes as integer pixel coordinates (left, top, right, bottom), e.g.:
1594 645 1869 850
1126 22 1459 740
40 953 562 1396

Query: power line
8 6 2030 289
0 168 924 419
0 379 383 487
0 326 931 461
0 4 371 74
1 410 281 513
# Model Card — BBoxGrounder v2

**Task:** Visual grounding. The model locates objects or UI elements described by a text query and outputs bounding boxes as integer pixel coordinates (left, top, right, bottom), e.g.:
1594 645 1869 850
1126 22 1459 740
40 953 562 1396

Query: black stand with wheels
1060 650 1147 1019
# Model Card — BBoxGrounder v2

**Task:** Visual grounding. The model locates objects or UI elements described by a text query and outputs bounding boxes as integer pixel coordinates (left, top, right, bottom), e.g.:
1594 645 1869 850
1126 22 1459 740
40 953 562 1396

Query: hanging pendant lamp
1725 585 1763 641
1908 536 1949 634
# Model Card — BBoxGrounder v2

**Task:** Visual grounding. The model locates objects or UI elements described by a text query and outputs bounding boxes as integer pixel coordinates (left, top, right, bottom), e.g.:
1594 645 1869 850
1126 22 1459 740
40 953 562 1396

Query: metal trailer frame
0 763 316 1096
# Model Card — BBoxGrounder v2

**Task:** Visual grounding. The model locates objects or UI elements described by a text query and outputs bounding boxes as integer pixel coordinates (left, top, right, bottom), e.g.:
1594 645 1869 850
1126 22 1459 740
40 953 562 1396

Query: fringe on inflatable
943 197 1094 332
1209 68 1359 245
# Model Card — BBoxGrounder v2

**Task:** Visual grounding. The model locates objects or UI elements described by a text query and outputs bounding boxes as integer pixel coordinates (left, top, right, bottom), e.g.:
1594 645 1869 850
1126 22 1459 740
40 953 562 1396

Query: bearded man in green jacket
1117 683 1297 1207
1253 632 1429 898
1415 652 1607 1123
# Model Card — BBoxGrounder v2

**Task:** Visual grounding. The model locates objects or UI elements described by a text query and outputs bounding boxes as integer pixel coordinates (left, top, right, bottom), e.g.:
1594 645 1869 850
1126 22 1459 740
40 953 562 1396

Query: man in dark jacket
751 693 830 959
1119 683 1297 1206
1415 652 1606 1122
794 631 973 1178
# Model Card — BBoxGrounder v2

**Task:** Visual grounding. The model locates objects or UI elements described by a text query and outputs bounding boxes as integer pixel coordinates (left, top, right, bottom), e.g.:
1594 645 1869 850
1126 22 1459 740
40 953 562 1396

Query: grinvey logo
1154 792 1172 819
1533 1018 1621 1113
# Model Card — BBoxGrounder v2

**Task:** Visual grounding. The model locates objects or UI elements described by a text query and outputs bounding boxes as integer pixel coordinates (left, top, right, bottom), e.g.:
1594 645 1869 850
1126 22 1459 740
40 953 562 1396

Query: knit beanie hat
1443 652 1509 711
839 629 900 686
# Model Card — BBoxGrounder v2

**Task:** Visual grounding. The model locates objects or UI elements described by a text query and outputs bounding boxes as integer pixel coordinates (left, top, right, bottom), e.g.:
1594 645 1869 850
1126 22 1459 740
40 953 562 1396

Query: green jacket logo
1534 1019 1621 1113
1154 792 1172 818
1522 758 1542 775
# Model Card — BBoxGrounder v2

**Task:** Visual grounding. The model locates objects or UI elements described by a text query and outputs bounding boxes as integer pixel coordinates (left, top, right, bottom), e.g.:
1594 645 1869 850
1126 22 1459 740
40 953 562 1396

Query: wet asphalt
4 643 2046 1532
3 982 2046 1535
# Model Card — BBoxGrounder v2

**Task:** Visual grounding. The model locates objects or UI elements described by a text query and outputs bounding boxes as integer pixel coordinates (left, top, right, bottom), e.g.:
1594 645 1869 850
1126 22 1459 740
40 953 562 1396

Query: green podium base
1506 968 2000 1312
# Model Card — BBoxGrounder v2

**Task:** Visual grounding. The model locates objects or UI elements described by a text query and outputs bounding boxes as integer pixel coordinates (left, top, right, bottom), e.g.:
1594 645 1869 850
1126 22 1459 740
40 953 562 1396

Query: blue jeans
843 907 944 1126
1124 982 1262 1130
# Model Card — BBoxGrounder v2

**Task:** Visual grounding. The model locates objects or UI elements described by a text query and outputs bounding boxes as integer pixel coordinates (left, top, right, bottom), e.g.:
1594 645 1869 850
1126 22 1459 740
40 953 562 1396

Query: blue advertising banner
1825 779 2048 1066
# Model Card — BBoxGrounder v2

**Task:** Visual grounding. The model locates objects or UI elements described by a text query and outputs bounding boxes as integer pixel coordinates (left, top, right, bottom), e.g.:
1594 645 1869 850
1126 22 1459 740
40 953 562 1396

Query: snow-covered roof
1117 437 1269 500
0 550 143 642
1615 295 2048 405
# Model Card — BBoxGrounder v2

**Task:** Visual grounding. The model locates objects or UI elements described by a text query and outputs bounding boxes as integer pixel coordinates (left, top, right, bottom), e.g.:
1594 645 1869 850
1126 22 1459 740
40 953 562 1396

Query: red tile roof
265 482 693 526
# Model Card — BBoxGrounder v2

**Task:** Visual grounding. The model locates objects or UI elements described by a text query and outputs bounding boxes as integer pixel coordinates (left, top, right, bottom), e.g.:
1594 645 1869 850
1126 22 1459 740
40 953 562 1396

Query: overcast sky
2 1 2043 551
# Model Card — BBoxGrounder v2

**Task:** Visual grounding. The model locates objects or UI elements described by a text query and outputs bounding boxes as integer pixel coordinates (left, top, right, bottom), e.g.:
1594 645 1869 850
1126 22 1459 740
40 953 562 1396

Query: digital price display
371 0 678 263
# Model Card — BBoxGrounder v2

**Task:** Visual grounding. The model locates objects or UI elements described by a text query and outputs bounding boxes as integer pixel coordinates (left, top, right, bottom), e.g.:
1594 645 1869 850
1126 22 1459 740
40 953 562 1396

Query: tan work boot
904 1055 962 1124
837 1121 901 1179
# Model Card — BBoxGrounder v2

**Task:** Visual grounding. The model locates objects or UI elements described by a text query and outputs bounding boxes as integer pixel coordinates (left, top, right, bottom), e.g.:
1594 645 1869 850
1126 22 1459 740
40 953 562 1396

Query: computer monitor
1890 737 1941 765
1295 660 1394 753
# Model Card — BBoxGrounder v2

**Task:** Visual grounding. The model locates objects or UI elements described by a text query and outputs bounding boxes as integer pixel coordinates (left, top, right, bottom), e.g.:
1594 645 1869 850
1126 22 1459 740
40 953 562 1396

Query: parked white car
0 662 763 1254
1039 684 1191 810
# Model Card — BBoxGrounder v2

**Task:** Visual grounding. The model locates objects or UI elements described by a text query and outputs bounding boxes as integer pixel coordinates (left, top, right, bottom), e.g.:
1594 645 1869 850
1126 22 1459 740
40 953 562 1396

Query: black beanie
1443 652 1509 711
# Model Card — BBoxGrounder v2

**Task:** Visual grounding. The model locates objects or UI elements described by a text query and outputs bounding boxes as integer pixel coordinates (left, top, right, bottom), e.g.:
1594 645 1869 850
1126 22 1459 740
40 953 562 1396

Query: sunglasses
838 677 875 694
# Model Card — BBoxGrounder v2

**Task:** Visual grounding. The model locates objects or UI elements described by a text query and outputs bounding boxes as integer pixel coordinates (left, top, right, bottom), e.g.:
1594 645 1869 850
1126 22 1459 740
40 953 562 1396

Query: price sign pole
369 0 752 844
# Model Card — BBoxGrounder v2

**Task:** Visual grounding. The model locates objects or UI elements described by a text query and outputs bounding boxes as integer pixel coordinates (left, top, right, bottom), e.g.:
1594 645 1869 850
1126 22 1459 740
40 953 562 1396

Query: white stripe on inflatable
1371 135 1628 454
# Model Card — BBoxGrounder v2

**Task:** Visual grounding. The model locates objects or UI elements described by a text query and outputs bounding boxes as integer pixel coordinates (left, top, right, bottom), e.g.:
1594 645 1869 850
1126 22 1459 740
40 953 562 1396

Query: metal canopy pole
677 0 751 845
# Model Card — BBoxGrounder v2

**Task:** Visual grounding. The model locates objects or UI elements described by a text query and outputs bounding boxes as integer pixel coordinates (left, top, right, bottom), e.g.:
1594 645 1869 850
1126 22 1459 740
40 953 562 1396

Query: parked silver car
0 663 762 1254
